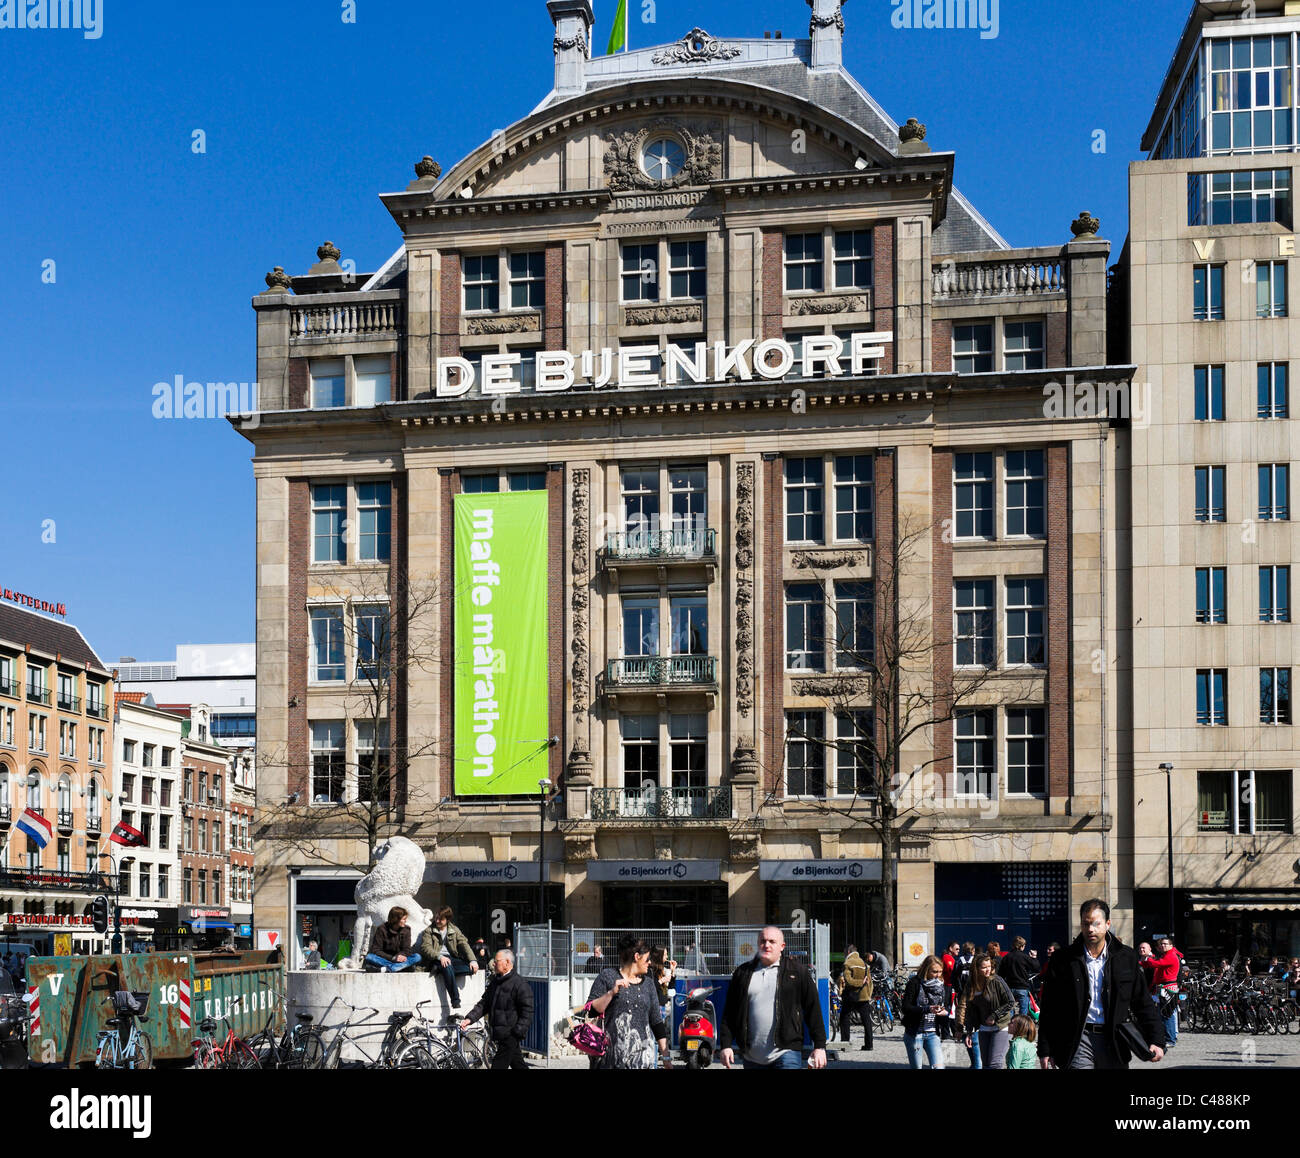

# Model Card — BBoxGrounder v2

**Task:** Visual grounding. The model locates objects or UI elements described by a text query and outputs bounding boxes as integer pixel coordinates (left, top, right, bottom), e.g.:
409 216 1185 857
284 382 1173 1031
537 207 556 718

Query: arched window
26 771 42 811
0 764 9 819
58 773 73 817
86 777 100 825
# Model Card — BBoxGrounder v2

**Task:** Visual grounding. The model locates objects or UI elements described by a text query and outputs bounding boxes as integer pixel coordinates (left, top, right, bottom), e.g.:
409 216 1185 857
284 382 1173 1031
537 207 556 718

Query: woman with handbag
585 934 672 1070
957 953 1016 1069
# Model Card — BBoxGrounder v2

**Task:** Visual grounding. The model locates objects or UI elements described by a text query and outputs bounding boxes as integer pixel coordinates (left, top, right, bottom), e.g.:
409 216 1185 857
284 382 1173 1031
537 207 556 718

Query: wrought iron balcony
604 529 718 564
57 809 74 831
27 686 50 706
605 655 718 689
0 803 10 823
85 700 108 720
0 676 18 699
591 785 733 821
0 868 110 893
57 694 81 714
86 813 102 834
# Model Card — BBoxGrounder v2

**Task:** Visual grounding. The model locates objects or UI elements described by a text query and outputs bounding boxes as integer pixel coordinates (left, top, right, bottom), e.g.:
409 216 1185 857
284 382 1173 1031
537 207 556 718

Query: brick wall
872 222 896 374
932 319 953 373
931 450 954 793
548 465 564 784
287 480 309 798
440 252 461 360
544 244 565 351
762 456 784 794
1045 443 1072 800
288 358 309 409
761 230 784 341
1047 311 1069 369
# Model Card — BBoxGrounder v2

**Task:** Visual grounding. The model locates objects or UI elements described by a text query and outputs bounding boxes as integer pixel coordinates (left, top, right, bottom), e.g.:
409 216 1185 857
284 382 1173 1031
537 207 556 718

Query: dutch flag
16 808 52 849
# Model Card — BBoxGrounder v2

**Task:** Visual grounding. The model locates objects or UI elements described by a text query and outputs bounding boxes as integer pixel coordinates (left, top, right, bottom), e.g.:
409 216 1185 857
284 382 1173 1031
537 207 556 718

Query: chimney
549 0 594 97
807 0 846 71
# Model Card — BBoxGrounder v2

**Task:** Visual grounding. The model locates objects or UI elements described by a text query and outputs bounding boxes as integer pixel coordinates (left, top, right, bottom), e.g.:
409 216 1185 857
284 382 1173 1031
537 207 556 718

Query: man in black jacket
1038 899 1166 1070
1000 935 1036 1016
718 926 827 1070
460 949 534 1070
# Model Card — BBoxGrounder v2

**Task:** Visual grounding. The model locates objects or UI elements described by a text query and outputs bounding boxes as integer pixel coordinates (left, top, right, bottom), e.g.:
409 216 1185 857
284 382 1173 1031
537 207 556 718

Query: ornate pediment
604 119 722 193
652 28 742 66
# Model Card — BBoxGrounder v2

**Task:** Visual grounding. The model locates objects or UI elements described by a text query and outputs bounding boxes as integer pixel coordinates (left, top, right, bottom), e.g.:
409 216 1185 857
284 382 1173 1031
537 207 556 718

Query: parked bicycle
94 990 154 1070
191 1015 261 1069
318 998 437 1070
246 1007 326 1070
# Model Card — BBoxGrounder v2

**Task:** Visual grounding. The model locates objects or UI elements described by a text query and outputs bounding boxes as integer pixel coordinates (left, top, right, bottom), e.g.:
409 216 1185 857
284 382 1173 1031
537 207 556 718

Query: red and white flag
109 821 145 847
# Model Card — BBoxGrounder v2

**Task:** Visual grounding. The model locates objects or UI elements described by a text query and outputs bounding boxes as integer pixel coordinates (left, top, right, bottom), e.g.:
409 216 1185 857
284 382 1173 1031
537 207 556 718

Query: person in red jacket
1143 935 1183 1049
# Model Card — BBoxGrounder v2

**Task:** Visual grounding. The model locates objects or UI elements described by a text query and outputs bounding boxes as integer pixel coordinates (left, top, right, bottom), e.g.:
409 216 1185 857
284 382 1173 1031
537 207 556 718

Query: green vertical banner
454 491 550 796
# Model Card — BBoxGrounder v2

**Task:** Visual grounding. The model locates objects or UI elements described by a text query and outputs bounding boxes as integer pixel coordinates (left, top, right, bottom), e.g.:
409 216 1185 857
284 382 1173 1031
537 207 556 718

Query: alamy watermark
152 376 260 428
890 0 999 40
0 0 103 39
1043 375 1152 428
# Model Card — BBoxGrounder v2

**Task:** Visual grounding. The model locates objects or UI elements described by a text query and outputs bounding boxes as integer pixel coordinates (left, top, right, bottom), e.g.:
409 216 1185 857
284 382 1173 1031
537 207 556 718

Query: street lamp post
1159 762 1175 940
97 851 124 954
538 778 551 927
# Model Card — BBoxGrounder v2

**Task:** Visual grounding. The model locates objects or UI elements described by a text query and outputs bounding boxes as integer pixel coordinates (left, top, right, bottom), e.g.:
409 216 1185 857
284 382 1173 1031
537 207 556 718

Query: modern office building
1113 0 1300 960
239 0 1135 961
0 599 115 957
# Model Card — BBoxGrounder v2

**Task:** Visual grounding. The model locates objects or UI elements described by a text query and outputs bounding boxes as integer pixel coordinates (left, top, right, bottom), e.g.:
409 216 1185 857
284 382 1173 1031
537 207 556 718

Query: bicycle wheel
291 1028 325 1070
95 1035 117 1070
320 1037 343 1071
1279 999 1299 1032
466 1032 495 1069
1259 1006 1278 1035
246 1033 277 1068
393 1042 437 1069
225 1041 262 1070
192 1044 216 1070
132 1033 154 1071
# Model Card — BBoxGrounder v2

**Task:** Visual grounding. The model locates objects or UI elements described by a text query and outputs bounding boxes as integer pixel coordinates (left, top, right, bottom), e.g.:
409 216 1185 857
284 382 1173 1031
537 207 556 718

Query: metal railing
0 803 10 823
86 813 101 833
85 700 108 720
26 686 50 706
0 676 18 698
57 809 74 830
606 655 717 687
591 785 732 821
0 868 110 892
57 695 80 713
605 529 717 561
933 254 1066 300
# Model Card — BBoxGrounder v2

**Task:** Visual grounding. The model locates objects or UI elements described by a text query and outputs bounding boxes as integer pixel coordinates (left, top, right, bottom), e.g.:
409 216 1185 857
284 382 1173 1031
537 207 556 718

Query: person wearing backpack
839 944 874 1051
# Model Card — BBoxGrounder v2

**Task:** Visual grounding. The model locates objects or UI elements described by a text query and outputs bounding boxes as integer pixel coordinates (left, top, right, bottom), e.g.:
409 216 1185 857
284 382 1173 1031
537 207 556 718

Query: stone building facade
241 0 1134 960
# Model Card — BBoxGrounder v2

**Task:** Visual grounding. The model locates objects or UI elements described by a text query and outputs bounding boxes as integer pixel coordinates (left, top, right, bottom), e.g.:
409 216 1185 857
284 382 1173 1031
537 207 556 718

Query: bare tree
256 571 447 871
775 514 1038 960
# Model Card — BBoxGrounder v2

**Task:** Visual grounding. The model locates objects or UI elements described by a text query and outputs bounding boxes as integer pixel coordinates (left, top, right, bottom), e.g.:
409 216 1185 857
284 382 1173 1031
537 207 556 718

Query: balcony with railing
591 785 733 822
27 684 50 706
603 529 718 572
85 697 108 720
932 247 1067 303
57 809 74 831
0 675 18 699
0 802 10 824
86 812 101 834
0 867 110 893
289 290 403 345
604 655 718 704
57 694 81 714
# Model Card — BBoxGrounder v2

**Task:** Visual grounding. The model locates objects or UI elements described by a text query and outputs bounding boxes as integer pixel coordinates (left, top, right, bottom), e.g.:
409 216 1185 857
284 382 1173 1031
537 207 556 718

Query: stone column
1064 216 1110 369
548 0 594 97
808 0 847 72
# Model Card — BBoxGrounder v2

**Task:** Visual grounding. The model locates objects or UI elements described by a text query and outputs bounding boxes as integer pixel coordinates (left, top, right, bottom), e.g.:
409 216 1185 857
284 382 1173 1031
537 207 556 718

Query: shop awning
1189 894 1300 913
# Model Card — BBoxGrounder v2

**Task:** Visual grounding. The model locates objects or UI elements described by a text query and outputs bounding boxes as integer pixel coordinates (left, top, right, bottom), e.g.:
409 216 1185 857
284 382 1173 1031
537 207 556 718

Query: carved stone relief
604 119 723 193
623 303 703 327
465 314 540 336
787 294 867 317
652 28 743 66
735 463 756 719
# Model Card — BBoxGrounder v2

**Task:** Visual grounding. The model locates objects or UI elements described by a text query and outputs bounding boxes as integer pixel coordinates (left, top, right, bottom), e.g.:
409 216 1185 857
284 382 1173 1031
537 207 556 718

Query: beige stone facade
241 2 1134 961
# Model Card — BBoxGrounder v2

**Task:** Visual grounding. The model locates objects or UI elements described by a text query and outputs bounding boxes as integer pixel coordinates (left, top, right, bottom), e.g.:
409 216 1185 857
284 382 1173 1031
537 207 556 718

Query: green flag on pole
606 0 627 54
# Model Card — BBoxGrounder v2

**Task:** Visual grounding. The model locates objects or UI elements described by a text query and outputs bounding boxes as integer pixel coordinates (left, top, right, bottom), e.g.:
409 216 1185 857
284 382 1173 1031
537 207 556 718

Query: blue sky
0 0 1189 663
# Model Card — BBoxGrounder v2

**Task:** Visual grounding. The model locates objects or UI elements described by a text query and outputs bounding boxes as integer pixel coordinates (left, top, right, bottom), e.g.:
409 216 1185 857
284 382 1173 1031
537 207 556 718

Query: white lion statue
339 836 431 970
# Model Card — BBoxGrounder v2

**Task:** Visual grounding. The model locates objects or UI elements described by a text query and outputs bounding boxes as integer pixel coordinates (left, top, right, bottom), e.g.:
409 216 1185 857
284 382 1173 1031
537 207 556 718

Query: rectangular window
785 711 826 797
785 457 825 543
460 472 500 494
954 452 995 539
463 254 500 312
1255 770 1293 832
57 672 76 711
1260 565 1290 623
508 470 547 492
353 354 391 407
1195 567 1228 624
1005 577 1046 665
953 323 994 374
786 582 827 672
834 581 874 668
158 866 169 899
310 359 346 408
1260 667 1292 724
670 595 708 655
668 239 706 299
621 467 660 541
1257 260 1288 318
198 871 207 905
955 710 996 798
57 838 70 874
669 464 707 540
1195 365 1226 421
357 482 392 561
1196 668 1228 726
784 233 824 293
1194 465 1226 522
213 872 222 906
508 251 545 309
622 597 659 657
311 721 345 804
311 484 347 563
159 815 170 850
357 721 390 804
622 243 659 303
1259 463 1289 520
621 714 659 789
139 863 151 898
1006 708 1046 796
668 713 707 789
310 606 345 682
833 455 874 542
2 708 12 746
1004 449 1045 537
1003 321 1045 371
198 819 208 853
0 655 12 698
832 229 873 290
355 604 391 682
1199 769 1293 834
1193 264 1226 320
834 710 874 797
1192 169 1293 225
182 868 192 904
955 579 995 667
1258 362 1289 418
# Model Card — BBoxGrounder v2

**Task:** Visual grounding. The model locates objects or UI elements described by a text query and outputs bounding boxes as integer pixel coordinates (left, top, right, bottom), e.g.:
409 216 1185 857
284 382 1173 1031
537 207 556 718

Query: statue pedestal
288 967 487 1063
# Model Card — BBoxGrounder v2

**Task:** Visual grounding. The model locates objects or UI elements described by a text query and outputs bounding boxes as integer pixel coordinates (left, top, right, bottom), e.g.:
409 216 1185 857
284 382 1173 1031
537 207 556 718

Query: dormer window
642 137 685 182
